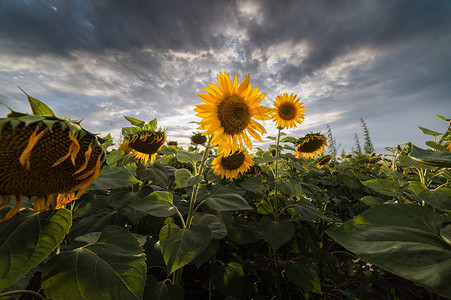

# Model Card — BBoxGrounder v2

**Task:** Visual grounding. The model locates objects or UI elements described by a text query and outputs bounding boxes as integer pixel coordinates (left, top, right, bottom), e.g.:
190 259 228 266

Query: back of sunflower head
0 90 106 223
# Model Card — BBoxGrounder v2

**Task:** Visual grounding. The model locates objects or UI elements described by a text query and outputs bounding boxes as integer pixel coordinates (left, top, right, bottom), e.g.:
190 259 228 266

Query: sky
1 0 450 155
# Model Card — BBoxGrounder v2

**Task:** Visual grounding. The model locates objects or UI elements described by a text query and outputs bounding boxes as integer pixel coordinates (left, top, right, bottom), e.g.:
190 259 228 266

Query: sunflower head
272 93 306 129
195 72 271 155
212 150 255 179
316 154 333 168
294 132 328 159
168 141 178 147
119 116 166 164
190 132 207 145
0 93 106 222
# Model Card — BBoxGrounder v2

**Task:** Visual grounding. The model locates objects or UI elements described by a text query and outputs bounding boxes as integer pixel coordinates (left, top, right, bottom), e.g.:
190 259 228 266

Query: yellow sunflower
294 133 328 159
212 150 255 179
0 99 105 223
272 93 306 129
119 117 166 165
195 72 271 155
316 154 333 168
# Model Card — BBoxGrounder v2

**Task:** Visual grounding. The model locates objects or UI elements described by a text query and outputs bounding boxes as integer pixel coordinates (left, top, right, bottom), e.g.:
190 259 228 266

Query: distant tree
326 124 341 159
361 118 375 154
353 133 362 154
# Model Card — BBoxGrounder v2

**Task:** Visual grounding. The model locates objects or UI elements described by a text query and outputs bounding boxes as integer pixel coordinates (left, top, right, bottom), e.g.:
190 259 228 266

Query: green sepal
18 87 56 117
42 119 57 132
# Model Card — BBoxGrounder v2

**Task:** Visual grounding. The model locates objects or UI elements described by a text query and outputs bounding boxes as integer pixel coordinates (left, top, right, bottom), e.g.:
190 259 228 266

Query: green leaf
409 145 451 168
425 141 447 151
285 258 322 294
193 213 227 240
176 150 202 168
130 191 177 217
239 176 268 194
398 155 437 170
89 166 140 190
20 89 56 117
0 209 72 291
210 260 244 299
147 281 184 300
410 181 451 210
418 126 442 137
360 196 385 206
206 185 252 212
124 116 145 128
361 179 402 197
42 225 146 300
174 169 203 189
159 223 211 274
288 198 326 221
259 217 294 251
328 204 451 298
136 162 175 187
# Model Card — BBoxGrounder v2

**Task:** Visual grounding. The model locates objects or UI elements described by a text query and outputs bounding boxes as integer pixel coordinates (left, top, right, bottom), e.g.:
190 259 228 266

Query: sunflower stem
186 137 212 229
273 127 283 221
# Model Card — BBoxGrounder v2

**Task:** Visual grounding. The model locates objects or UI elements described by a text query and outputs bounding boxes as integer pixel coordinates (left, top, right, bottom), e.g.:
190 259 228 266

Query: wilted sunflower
0 97 105 223
190 132 207 145
119 117 166 164
294 133 328 159
195 72 271 155
212 150 254 179
316 155 333 168
272 93 306 129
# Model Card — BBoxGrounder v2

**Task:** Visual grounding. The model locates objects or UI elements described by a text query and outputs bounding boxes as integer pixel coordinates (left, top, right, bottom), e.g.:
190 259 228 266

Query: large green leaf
418 126 441 137
176 150 202 168
288 198 326 221
89 166 140 190
259 217 294 251
409 145 451 168
124 116 145 128
21 89 56 117
205 185 252 212
146 280 184 300
361 179 402 197
159 223 210 275
135 162 175 187
328 204 451 298
130 191 177 217
0 209 72 291
174 169 202 189
210 260 244 299
239 177 268 194
42 225 146 300
285 258 322 294
192 213 227 240
410 181 451 210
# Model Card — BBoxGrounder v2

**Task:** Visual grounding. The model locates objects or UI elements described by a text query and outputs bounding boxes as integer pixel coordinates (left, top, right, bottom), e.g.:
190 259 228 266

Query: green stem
0 290 46 300
273 127 283 221
186 138 212 229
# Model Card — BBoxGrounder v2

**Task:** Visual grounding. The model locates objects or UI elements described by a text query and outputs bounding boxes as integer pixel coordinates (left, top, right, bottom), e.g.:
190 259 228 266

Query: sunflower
195 72 271 155
0 99 105 223
294 133 328 159
272 93 306 129
119 117 166 164
190 132 207 145
316 154 333 168
212 150 255 179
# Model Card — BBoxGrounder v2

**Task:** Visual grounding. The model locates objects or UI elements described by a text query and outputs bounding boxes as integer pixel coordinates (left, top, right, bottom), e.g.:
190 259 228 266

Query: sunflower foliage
1 88 450 300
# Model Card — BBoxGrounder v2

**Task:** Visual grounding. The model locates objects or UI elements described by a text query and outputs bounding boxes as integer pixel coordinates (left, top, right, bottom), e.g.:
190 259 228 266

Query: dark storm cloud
242 0 451 83
0 0 237 56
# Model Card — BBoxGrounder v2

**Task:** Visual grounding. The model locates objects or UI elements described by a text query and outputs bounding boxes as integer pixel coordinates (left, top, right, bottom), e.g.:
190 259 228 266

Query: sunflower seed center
297 138 325 153
278 103 296 120
220 151 245 170
217 96 251 135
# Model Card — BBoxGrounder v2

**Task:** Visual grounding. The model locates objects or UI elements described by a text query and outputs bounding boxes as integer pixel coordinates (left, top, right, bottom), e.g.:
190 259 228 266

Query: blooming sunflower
212 150 255 179
316 154 333 168
195 72 271 155
294 132 328 159
272 93 306 129
119 117 166 164
0 96 105 223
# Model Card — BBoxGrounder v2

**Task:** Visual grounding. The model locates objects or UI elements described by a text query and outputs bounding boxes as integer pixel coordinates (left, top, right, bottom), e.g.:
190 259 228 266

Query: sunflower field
1 73 451 300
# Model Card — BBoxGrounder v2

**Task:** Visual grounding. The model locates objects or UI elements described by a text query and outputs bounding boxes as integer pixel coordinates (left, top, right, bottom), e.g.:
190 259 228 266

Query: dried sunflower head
190 132 207 145
0 93 106 222
119 116 166 164
294 132 328 159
